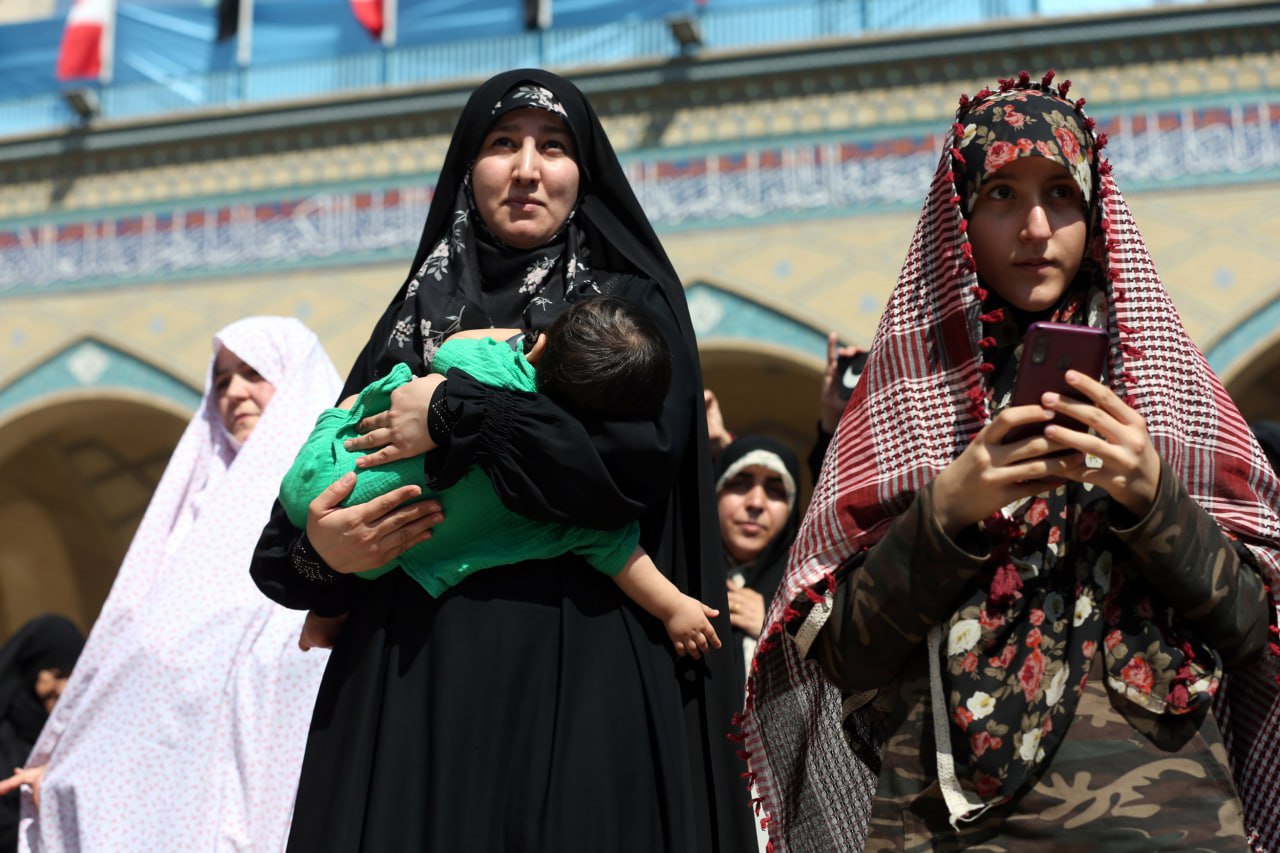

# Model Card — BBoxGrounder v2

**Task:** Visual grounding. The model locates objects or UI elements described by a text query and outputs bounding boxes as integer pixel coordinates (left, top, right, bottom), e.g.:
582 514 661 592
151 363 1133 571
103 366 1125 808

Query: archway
0 338 196 639
687 280 860 502
0 394 188 638
1210 298 1280 424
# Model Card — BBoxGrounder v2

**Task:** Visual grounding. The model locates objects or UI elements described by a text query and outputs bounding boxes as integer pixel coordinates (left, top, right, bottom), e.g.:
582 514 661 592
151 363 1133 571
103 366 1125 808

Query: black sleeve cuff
288 534 353 618
426 379 460 449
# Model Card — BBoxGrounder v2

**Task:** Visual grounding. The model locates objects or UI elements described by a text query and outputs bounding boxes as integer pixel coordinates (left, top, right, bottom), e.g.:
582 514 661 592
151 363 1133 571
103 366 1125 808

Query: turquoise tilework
0 338 200 417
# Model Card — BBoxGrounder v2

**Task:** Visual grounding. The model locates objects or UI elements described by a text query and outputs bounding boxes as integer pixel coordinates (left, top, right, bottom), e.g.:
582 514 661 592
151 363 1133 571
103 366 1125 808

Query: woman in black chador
0 615 82 851
251 69 754 852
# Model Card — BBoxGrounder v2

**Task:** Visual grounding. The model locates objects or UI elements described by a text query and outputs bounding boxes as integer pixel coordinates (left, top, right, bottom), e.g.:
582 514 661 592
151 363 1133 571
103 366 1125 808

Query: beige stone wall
2 4 1279 633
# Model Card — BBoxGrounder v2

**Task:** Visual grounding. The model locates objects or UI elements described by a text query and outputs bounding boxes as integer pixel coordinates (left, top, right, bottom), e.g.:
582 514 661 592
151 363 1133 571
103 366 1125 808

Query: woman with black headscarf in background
251 69 754 852
0 616 82 851
715 436 801 688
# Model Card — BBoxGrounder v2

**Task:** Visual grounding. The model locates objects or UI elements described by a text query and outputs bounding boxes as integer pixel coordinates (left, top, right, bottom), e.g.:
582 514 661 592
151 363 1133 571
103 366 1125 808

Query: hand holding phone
834 350 868 402
1004 322 1109 445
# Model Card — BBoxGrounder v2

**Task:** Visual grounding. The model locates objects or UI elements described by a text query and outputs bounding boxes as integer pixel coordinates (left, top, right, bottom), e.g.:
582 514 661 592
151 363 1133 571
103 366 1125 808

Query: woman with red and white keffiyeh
738 72 1280 851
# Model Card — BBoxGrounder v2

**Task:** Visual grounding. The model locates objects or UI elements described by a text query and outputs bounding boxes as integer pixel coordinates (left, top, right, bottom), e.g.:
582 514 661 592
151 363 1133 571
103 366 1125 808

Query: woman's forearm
811 482 988 693
1115 458 1271 667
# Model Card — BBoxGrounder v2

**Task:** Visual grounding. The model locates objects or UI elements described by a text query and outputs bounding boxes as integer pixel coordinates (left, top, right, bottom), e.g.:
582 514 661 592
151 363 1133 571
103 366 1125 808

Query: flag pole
100 0 118 84
381 0 396 48
236 0 254 67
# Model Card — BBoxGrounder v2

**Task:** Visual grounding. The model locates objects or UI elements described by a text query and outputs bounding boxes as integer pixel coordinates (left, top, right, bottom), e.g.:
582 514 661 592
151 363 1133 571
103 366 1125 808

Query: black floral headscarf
361 69 692 385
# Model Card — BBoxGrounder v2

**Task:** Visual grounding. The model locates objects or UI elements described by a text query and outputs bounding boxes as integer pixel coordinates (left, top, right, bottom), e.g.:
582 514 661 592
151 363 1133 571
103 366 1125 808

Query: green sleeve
573 521 642 577
433 337 536 393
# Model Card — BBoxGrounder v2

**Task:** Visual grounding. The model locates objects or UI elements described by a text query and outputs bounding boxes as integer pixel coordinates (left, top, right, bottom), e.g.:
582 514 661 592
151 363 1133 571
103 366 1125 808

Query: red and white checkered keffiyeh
737 73 1280 852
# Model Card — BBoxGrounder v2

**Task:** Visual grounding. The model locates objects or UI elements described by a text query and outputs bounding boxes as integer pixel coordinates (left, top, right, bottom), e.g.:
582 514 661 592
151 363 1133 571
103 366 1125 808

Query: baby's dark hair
536 296 671 420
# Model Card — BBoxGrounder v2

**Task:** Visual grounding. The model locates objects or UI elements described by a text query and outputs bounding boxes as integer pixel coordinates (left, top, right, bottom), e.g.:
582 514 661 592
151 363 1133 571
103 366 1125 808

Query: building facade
1 0 1278 635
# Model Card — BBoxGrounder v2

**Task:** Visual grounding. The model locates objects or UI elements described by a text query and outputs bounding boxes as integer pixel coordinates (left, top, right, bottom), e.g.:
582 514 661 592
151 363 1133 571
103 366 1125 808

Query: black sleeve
250 505 365 616
423 276 691 530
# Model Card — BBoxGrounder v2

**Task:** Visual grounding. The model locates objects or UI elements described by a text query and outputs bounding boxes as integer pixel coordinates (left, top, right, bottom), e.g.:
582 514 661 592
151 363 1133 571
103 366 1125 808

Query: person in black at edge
0 615 82 851
250 69 755 852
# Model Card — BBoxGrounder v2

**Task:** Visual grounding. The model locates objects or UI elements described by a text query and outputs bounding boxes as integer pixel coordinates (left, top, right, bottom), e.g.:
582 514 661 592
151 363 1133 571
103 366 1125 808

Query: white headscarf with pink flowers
20 316 341 852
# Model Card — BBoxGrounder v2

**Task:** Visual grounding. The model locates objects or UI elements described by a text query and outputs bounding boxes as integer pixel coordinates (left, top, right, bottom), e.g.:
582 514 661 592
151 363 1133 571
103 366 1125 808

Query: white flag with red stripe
350 0 383 39
56 0 114 81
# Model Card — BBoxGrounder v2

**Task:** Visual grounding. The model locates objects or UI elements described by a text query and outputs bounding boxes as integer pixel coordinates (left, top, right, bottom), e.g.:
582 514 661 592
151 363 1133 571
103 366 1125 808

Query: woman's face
717 464 791 563
471 108 581 249
968 157 1088 312
213 347 275 443
34 668 69 714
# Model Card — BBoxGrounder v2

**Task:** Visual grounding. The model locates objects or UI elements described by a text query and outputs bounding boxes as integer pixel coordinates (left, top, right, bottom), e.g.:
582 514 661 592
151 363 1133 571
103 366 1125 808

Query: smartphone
1004 322 1109 444
835 350 869 401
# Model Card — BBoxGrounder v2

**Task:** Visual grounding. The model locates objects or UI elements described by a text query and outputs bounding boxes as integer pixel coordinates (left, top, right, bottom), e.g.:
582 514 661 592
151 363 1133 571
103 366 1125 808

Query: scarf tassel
979 309 1005 323
1057 80 1072 98
1041 69 1056 87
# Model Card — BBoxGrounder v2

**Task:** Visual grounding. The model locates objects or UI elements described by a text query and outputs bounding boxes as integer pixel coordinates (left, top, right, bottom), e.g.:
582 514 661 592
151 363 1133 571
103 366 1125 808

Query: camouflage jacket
811 460 1268 851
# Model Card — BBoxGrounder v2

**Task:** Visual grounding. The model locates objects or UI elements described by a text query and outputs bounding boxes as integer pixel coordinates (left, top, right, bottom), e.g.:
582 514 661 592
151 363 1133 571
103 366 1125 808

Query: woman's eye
765 484 788 501
987 185 1013 200
1049 184 1077 201
489 135 517 149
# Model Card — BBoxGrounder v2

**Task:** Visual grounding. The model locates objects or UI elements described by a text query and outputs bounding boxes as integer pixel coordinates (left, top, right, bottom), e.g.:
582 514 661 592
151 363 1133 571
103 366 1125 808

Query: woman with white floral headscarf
7 317 340 852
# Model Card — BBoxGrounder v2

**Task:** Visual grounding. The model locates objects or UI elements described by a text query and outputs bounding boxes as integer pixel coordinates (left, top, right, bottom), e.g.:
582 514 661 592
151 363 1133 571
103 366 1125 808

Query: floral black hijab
363 68 691 384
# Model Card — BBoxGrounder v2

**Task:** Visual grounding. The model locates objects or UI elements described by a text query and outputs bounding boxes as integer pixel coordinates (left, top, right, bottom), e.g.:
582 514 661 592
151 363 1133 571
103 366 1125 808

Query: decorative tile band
0 339 202 416
2 101 1277 296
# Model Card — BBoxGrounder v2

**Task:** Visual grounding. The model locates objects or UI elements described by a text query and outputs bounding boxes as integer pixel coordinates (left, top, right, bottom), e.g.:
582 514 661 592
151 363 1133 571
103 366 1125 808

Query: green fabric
280 337 638 596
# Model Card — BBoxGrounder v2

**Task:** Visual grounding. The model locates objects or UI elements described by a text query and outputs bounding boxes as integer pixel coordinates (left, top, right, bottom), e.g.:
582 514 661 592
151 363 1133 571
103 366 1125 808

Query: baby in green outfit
281 296 720 659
